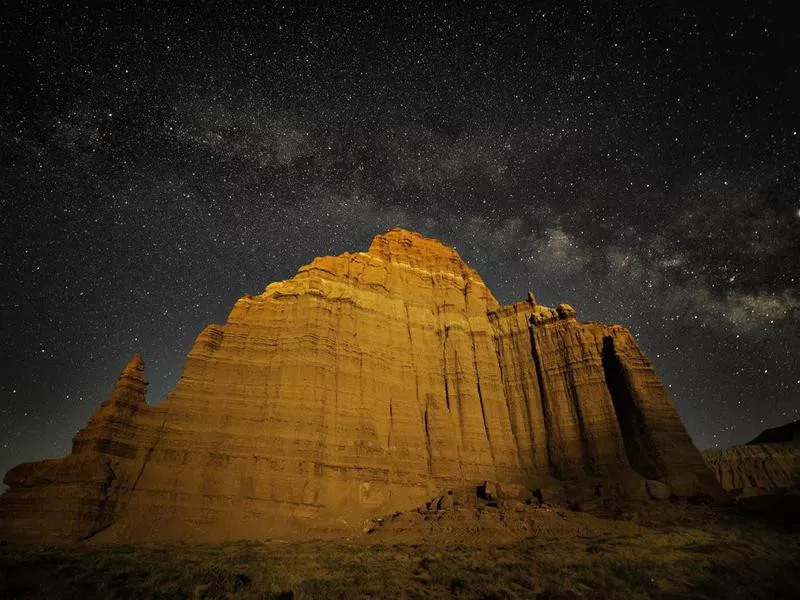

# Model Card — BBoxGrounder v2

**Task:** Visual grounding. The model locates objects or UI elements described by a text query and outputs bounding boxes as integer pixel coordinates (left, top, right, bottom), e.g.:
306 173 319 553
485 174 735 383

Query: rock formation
0 228 721 545
703 421 800 495
748 420 800 445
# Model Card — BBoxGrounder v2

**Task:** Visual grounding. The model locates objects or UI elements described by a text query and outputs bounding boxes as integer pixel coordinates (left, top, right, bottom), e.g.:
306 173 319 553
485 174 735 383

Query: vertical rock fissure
493 331 525 469
476 380 490 444
404 301 426 474
564 364 591 473
443 326 451 412
423 399 433 475
323 310 340 467
130 411 168 494
387 396 393 451
334 311 341 417
471 331 495 465
444 371 451 413
83 461 118 540
510 321 538 470
601 335 659 479
528 320 554 471
404 303 413 343
449 344 469 477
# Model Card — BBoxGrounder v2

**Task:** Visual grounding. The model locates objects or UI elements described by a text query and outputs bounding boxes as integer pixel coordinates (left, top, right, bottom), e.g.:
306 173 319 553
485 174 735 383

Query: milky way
1 2 798 480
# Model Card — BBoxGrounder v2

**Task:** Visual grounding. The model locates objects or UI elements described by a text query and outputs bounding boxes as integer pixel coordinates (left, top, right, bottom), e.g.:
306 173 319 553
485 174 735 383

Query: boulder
556 303 577 320
620 479 651 502
536 485 568 506
564 484 594 505
646 480 671 501
477 481 498 501
437 493 455 511
496 483 532 501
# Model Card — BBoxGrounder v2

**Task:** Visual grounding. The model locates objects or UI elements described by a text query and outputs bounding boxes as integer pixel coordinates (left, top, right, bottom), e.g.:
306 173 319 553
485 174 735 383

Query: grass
1 498 798 599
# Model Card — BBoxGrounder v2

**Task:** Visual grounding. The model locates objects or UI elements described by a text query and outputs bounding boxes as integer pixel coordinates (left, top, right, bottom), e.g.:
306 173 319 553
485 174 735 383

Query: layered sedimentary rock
703 421 800 494
0 229 721 545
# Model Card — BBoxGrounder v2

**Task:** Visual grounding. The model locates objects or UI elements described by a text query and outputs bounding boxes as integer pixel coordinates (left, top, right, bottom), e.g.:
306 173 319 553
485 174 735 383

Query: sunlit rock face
0 229 721 545
703 421 800 495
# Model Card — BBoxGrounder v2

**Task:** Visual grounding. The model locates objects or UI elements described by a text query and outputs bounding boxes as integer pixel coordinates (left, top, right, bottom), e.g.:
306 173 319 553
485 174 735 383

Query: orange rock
0 228 722 545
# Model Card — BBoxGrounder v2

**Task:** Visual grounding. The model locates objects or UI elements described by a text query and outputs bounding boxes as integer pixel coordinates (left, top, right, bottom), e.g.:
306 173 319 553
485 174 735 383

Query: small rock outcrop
0 229 722 545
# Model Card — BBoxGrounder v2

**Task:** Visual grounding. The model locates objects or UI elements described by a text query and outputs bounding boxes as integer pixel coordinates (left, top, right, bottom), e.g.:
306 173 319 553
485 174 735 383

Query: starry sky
1 2 798 483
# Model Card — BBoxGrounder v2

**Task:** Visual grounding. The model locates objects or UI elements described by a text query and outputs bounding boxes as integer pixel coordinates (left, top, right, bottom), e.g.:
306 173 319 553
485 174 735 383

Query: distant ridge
749 420 800 445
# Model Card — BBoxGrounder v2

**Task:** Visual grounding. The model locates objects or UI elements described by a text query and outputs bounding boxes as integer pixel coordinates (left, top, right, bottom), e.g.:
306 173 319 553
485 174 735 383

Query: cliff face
0 229 721 545
703 422 800 494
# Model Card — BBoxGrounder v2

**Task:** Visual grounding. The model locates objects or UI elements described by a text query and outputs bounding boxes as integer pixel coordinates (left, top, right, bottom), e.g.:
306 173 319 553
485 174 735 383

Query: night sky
1 2 798 483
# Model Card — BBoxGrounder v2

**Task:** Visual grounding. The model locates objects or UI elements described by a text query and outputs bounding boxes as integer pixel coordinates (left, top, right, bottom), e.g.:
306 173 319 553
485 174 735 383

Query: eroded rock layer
703 422 800 494
703 444 800 493
0 229 721 545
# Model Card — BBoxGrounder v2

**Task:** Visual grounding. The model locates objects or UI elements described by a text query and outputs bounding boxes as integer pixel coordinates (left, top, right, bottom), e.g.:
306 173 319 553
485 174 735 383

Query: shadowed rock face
0 229 721 545
748 421 800 445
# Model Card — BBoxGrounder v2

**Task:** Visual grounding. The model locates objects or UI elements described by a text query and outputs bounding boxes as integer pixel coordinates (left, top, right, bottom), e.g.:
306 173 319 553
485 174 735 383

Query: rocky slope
0 229 721 545
703 421 800 494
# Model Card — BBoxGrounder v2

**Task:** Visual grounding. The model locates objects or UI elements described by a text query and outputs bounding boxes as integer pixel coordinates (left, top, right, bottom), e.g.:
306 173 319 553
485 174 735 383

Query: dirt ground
1 495 798 599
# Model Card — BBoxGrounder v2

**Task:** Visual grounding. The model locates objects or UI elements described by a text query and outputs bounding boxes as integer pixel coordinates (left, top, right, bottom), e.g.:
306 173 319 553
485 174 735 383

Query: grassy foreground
1 497 798 599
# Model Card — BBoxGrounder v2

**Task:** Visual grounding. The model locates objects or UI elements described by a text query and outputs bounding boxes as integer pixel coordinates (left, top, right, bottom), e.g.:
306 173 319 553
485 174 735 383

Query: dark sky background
1 2 798 483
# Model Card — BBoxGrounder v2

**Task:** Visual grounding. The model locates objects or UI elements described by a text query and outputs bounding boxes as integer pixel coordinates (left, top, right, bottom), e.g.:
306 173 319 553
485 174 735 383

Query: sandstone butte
0 228 723 545
703 420 800 494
